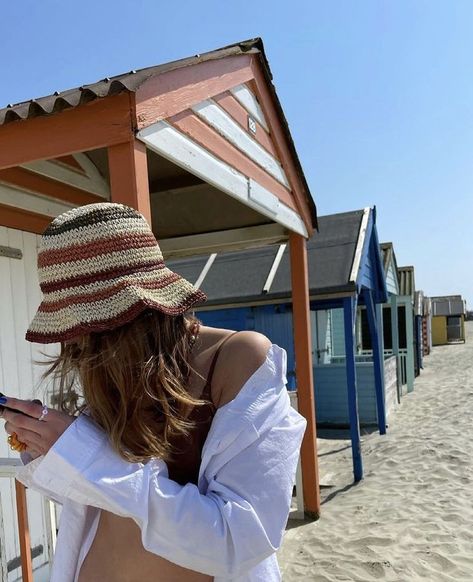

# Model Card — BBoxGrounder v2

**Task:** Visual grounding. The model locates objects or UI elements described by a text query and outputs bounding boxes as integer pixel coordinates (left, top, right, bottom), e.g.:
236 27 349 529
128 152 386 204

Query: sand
279 321 473 581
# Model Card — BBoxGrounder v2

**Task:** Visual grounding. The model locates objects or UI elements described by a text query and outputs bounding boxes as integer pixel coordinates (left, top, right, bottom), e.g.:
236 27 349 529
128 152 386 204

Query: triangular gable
134 51 314 235
385 257 400 296
353 208 388 302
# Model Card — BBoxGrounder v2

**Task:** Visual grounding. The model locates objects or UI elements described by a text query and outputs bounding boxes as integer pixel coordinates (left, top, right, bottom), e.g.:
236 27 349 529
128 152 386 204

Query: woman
1 202 306 582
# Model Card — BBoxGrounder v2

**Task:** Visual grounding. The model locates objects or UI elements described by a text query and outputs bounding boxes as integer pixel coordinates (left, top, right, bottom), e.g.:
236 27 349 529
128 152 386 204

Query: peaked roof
167 208 386 307
0 40 263 125
0 37 316 229
431 295 466 316
380 242 399 273
398 266 415 297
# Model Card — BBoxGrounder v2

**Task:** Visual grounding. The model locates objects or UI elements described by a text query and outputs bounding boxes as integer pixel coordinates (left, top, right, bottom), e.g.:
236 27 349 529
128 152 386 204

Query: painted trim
0 202 50 234
249 59 314 235
350 207 370 284
0 93 133 170
192 99 290 188
230 84 269 131
0 167 104 207
262 244 286 293
168 109 295 210
0 182 76 218
135 55 254 129
343 296 363 482
137 121 308 236
213 91 276 156
194 253 217 288
21 158 109 198
160 223 287 259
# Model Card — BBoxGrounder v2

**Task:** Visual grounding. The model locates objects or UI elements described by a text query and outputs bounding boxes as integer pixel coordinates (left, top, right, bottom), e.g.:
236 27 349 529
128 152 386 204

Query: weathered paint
191 99 290 187
134 55 254 129
213 91 276 155
343 296 363 482
168 108 295 209
363 288 386 434
432 315 448 345
0 93 133 170
107 140 151 224
138 121 308 236
289 232 320 517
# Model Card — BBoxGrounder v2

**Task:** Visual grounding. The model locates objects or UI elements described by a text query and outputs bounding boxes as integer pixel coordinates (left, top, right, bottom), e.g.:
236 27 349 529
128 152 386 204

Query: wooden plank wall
0 226 58 580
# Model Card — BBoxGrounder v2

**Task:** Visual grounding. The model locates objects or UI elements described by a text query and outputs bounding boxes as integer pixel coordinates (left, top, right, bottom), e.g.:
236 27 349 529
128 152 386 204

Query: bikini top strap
203 331 240 393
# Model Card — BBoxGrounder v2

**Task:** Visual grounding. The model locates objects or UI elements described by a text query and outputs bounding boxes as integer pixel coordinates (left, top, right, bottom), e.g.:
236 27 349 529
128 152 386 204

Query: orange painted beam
250 58 315 236
289 232 320 518
108 140 151 224
0 167 103 206
0 93 133 171
15 480 33 582
0 202 50 234
135 55 254 129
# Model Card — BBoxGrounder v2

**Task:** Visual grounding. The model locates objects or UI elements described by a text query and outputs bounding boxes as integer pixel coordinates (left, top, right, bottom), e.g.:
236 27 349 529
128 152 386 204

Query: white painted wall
0 226 59 580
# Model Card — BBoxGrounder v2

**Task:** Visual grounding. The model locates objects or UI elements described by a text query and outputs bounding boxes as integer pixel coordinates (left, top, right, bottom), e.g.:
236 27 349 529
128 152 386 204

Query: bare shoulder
212 331 273 409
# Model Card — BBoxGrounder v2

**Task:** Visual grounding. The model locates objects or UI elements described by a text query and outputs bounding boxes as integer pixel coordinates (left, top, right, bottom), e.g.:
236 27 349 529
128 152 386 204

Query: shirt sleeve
17 393 306 578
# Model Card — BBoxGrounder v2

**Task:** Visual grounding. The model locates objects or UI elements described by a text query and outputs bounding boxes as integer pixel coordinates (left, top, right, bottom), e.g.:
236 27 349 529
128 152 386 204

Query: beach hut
396 266 417 394
0 38 320 580
168 207 391 482
422 296 433 355
361 242 402 407
431 295 467 345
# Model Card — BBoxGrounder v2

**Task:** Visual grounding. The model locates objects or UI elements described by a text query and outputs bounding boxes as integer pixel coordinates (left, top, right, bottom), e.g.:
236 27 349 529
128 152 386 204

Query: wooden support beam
363 289 387 435
289 232 320 518
108 140 151 224
0 167 103 206
343 296 363 482
15 480 33 582
0 202 51 234
159 223 287 259
0 93 133 171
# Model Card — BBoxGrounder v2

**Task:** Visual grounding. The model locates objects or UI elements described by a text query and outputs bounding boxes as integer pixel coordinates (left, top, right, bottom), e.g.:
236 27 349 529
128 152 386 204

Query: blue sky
1 1 471 306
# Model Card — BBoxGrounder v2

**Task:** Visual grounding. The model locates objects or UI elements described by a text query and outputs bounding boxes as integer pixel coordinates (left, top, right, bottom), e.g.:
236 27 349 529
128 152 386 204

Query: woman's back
78 327 242 582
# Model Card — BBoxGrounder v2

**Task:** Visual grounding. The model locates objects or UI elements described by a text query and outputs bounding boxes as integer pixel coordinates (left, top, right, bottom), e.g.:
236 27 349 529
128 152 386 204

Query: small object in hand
37 405 49 422
7 432 27 452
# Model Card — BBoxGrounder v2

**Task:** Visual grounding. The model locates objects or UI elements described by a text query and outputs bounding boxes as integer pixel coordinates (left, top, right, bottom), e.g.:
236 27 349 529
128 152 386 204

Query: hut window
398 305 407 349
383 307 393 350
360 308 372 350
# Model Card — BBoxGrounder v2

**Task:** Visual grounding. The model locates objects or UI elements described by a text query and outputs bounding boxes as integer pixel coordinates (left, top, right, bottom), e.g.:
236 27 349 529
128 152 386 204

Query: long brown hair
38 309 210 463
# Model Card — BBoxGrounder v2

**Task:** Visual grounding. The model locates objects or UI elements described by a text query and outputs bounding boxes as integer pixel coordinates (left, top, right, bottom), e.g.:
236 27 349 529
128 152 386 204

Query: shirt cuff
32 413 107 498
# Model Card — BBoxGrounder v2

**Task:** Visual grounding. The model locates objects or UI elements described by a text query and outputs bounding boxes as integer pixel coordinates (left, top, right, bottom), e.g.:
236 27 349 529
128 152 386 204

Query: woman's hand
0 397 75 458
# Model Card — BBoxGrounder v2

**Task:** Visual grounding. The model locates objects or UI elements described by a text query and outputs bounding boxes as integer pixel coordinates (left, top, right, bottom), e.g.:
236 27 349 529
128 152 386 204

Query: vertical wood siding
0 226 58 580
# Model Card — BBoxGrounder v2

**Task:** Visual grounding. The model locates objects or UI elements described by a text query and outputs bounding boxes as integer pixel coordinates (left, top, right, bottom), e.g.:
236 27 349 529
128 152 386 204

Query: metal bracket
0 246 22 260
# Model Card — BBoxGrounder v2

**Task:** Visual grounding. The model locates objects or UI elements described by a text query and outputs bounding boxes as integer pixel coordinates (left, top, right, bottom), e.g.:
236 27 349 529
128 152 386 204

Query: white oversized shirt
16 344 306 581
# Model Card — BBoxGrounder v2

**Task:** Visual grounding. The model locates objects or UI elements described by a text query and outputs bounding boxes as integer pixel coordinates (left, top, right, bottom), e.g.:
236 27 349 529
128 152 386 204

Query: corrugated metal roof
397 266 415 298
431 295 466 316
167 209 366 307
0 40 261 125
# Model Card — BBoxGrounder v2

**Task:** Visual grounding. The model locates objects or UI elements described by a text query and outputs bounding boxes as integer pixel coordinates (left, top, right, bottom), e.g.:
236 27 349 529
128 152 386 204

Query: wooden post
15 480 33 582
343 296 363 482
107 140 152 224
289 232 320 518
404 300 415 392
363 289 387 435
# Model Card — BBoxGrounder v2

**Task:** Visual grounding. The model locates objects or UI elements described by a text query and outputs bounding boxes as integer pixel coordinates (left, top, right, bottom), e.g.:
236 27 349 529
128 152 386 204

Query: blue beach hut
167 207 389 482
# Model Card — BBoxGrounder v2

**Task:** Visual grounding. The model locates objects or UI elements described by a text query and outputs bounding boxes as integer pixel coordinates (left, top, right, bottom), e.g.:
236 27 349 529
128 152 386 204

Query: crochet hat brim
25 267 207 344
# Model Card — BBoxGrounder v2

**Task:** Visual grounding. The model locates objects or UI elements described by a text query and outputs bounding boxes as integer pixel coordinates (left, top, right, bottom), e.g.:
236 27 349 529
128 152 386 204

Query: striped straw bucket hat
25 202 207 344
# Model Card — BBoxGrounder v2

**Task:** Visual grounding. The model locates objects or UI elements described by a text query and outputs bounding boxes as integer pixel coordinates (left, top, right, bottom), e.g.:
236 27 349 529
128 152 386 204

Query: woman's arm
19 387 305 578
